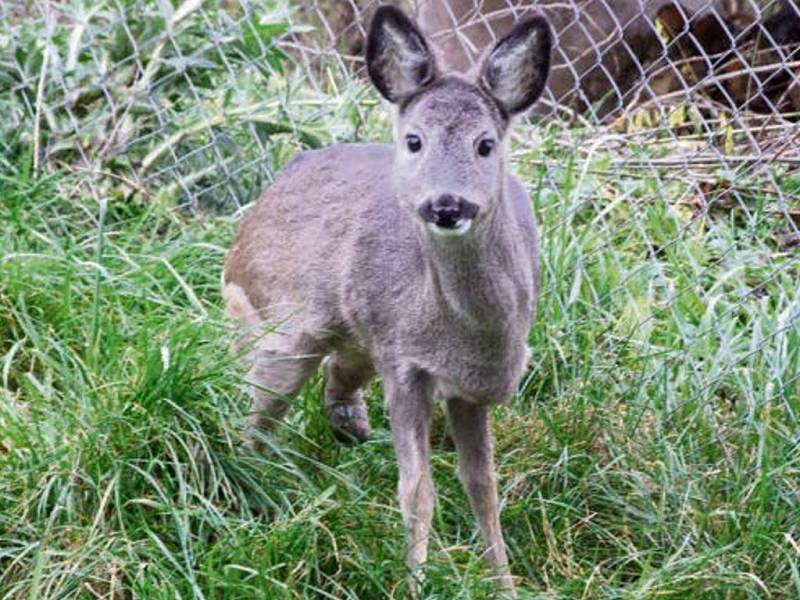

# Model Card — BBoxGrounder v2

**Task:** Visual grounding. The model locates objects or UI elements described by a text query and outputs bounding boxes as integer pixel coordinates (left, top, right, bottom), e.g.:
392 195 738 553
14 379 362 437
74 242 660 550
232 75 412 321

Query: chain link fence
2 1 799 407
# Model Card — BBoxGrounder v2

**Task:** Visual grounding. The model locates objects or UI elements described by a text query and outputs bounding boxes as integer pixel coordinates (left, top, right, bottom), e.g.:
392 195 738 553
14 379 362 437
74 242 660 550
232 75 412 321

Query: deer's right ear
366 6 438 104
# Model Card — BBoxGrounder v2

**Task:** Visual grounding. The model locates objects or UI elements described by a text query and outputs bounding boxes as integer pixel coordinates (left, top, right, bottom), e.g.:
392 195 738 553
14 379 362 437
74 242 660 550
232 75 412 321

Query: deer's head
366 6 551 237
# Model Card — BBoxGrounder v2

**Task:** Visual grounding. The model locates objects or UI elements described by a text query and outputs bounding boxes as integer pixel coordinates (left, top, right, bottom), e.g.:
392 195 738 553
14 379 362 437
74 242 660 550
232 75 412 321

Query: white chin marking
427 219 473 237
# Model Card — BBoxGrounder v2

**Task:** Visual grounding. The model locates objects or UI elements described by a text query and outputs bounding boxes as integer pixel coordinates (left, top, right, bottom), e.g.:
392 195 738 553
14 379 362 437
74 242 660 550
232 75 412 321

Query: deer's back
223 143 395 328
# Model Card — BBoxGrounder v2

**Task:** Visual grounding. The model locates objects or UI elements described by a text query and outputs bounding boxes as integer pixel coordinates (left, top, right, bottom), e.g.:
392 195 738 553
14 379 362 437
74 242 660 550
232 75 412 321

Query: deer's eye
406 134 422 153
477 138 495 157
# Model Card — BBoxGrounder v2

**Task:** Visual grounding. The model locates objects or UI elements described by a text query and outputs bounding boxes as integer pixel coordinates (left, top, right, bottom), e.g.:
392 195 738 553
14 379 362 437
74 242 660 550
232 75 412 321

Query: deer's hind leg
247 334 323 437
224 283 325 443
323 348 374 443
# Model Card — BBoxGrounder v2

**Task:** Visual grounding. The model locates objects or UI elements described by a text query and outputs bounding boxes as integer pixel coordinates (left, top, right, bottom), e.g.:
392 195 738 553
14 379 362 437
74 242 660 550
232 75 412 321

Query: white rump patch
222 283 261 325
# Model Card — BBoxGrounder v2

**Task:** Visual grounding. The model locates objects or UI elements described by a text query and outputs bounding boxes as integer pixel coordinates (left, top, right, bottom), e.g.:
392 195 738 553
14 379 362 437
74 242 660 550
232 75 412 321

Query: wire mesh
2 0 798 415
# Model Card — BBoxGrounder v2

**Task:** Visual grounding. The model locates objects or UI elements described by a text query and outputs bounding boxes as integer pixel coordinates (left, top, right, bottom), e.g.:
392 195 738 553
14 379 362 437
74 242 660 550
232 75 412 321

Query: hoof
325 400 371 444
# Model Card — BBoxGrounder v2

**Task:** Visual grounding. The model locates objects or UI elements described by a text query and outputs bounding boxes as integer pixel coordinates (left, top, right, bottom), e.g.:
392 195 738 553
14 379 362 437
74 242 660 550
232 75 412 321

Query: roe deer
222 6 551 594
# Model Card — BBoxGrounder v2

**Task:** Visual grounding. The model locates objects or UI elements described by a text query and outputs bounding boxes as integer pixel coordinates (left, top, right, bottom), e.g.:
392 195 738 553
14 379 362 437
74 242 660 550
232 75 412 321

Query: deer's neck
419 199 520 324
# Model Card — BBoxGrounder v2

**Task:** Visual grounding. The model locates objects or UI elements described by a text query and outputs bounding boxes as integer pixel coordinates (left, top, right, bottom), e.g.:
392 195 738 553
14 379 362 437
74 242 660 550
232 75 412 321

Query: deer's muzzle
418 194 479 235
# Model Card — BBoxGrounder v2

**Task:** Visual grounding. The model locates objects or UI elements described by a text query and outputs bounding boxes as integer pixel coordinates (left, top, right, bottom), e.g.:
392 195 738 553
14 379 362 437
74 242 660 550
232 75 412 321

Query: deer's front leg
447 398 516 596
385 369 435 571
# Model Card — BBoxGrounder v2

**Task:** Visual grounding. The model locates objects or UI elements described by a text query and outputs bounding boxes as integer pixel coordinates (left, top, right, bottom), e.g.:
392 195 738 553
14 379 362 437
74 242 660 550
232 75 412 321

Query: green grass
2 133 799 598
2 1 800 598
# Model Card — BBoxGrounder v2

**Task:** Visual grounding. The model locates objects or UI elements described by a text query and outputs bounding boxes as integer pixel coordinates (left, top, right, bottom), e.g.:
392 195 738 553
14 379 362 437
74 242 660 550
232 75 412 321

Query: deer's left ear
479 14 552 116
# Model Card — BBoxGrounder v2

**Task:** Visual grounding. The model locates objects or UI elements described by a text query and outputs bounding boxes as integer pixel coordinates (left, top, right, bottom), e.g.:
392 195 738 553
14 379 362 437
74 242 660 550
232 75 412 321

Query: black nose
418 194 479 229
